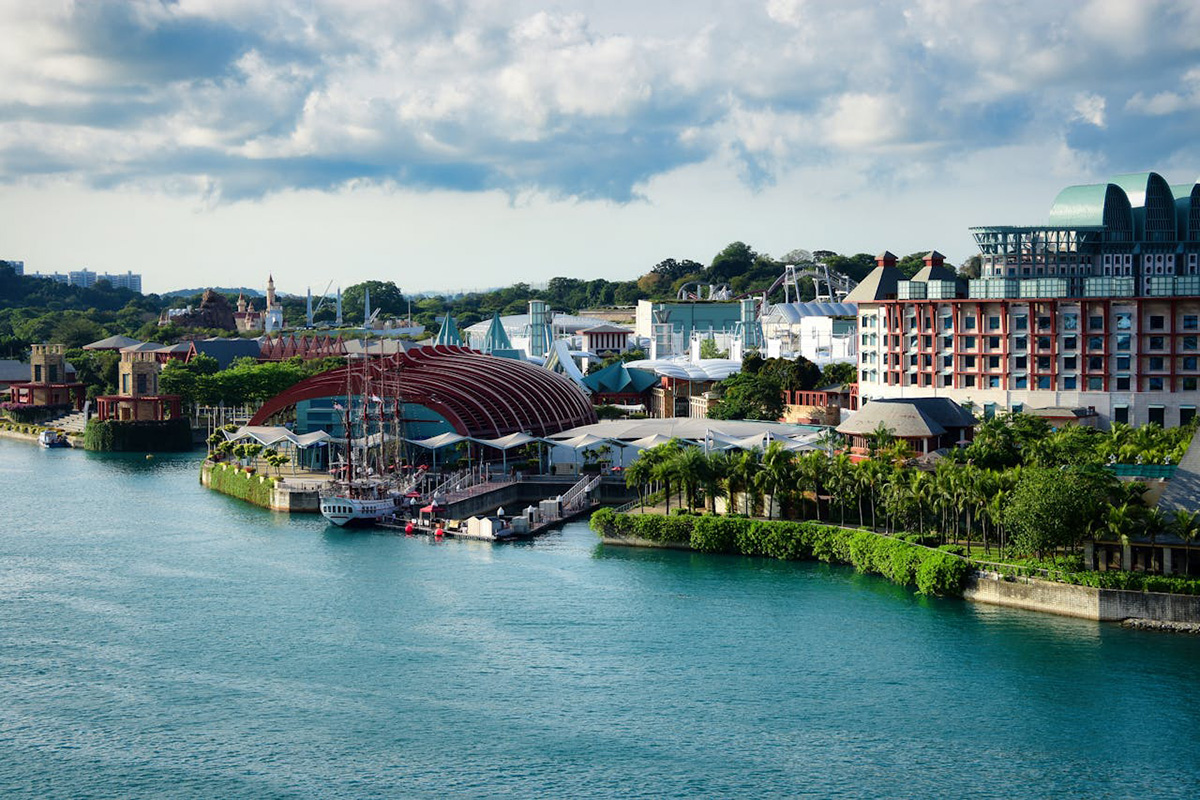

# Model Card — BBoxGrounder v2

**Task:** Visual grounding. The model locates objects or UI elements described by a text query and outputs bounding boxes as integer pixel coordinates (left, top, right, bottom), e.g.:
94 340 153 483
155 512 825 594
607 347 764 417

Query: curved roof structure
248 345 596 438
1047 183 1133 240
1174 184 1200 242
763 301 858 324
1111 172 1176 242
623 358 742 381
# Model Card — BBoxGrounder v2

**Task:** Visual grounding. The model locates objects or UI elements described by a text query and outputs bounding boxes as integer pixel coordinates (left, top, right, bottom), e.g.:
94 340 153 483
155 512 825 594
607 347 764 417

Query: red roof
248 345 596 438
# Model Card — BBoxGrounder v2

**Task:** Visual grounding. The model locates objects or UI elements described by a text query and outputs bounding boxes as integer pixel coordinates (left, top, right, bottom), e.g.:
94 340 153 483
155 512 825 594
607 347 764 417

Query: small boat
38 430 69 448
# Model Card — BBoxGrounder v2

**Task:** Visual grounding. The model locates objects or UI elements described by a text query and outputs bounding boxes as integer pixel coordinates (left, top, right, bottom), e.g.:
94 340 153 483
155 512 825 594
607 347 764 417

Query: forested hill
0 262 156 312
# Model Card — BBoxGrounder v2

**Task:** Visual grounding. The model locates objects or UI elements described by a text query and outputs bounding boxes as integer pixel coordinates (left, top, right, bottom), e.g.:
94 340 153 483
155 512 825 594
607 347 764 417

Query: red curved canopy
248 345 596 438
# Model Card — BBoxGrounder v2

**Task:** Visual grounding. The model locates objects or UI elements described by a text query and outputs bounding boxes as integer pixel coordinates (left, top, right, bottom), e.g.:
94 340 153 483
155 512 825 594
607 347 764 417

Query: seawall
200 461 321 513
965 572 1200 623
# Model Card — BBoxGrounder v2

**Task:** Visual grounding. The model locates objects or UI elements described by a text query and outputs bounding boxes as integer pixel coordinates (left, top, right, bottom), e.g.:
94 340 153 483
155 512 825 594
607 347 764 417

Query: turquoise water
2 440 1199 798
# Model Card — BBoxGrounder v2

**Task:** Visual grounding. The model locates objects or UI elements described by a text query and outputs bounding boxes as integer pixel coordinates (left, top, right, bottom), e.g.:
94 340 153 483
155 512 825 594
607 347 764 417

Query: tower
237 293 247 314
336 287 343 326
266 274 277 309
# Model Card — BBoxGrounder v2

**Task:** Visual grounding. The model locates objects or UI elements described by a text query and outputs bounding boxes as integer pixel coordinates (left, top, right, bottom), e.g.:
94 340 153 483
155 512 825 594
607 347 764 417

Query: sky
1 0 1199 296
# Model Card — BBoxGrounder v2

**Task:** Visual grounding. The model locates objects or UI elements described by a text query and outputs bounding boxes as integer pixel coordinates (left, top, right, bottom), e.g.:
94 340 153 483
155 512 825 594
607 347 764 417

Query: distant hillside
160 287 264 299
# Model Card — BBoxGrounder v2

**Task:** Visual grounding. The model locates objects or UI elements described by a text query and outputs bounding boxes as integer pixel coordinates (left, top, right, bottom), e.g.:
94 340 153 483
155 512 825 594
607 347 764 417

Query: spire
433 314 463 347
481 312 513 353
266 274 276 308
363 286 372 327
237 292 247 313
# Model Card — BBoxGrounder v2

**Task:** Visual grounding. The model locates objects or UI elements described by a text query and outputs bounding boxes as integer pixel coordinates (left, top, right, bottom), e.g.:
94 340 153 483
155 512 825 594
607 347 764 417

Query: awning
407 432 469 450
554 433 610 450
627 434 682 450
225 426 333 448
472 432 541 450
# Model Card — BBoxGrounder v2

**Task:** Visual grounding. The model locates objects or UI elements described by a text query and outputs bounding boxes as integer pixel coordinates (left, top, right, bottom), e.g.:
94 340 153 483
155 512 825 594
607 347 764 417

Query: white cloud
1071 92 1107 128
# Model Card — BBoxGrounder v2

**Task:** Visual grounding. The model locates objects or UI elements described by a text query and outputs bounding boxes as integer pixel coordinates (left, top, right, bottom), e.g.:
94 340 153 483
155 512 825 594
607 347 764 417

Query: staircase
43 410 88 434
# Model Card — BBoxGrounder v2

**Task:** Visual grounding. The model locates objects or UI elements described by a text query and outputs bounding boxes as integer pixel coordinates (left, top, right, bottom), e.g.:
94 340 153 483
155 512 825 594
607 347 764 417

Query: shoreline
598 520 1200 627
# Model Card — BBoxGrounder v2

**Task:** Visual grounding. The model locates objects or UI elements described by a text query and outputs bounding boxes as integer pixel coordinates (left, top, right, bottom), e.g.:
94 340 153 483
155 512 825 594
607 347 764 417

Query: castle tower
118 345 160 398
266 274 277 309
237 293 247 313
29 343 66 385
264 274 284 333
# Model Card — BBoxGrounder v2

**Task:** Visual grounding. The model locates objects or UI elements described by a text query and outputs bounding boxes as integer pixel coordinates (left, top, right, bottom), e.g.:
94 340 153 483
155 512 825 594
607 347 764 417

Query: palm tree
702 450 731 514
624 451 656 512
1171 510 1200 575
1106 503 1139 570
756 442 796 520
673 446 710 512
866 422 895 458
733 450 764 516
796 451 828 522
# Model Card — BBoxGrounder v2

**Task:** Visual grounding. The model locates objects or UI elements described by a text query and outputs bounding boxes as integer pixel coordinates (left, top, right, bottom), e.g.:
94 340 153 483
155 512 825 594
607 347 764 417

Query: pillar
1083 541 1095 571
1163 547 1173 575
1122 544 1131 571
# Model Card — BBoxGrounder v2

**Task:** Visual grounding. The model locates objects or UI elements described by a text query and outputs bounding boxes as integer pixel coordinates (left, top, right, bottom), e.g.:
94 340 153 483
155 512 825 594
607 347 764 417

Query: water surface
1 440 1198 798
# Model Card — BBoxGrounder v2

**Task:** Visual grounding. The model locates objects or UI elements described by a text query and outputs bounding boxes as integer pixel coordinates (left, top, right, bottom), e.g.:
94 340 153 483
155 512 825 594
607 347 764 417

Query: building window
1015 315 1028 331
1149 406 1165 425
1089 315 1104 330
943 317 953 330
1014 375 1028 389
1014 335 1027 350
1037 376 1051 390
1115 312 1132 330
1116 375 1130 391
1184 315 1199 331
942 355 952 368
1014 355 1027 370
1149 377 1165 391
1063 336 1077 351
1182 407 1197 426
1115 334 1131 351
1184 356 1198 371
1063 376 1077 390
964 336 976 349
961 355 976 369
964 315 976 330
1116 355 1131 370
1088 377 1103 391
988 336 1001 350
1150 315 1165 330
1183 336 1198 351
1062 313 1078 331
922 335 932 348
1113 406 1129 424
1149 336 1165 350
1064 356 1077 370
964 375 976 387
988 356 1000 369
988 376 1000 388
1037 356 1051 371
1036 336 1051 350
1184 377 1198 391
1088 356 1104 371
988 316 1001 331
941 336 953 349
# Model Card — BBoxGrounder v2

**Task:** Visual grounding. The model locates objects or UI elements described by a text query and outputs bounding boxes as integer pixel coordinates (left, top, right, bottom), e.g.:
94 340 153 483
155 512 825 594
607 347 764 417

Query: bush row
207 462 278 508
84 418 193 452
590 508 969 597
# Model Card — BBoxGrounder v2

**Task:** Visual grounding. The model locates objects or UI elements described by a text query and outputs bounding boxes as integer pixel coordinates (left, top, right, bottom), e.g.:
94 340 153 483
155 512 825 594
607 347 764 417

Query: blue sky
1 0 1198 294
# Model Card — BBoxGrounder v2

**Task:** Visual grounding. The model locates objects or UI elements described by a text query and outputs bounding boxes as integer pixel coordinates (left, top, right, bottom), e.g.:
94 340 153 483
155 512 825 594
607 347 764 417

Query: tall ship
319 357 405 527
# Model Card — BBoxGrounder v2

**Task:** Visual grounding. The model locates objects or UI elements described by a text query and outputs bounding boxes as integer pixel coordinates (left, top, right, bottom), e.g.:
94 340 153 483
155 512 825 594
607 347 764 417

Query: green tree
819 361 857 386
707 371 783 421
707 241 757 284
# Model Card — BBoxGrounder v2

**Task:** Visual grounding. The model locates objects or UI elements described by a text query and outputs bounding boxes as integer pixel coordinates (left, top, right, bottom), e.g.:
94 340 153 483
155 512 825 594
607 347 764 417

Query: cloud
0 0 1196 204
1072 93 1107 128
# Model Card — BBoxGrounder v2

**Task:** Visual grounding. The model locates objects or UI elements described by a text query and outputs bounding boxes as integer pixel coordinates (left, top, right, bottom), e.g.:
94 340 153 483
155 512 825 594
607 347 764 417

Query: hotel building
851 172 1200 428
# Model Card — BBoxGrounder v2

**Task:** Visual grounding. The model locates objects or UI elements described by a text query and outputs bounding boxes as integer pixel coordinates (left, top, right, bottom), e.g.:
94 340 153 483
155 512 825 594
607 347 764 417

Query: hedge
590 508 969 597
84 418 193 452
206 462 278 508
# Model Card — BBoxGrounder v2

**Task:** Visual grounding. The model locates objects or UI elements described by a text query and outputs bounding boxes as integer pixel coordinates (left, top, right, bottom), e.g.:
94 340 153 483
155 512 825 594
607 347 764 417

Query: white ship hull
320 494 398 527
